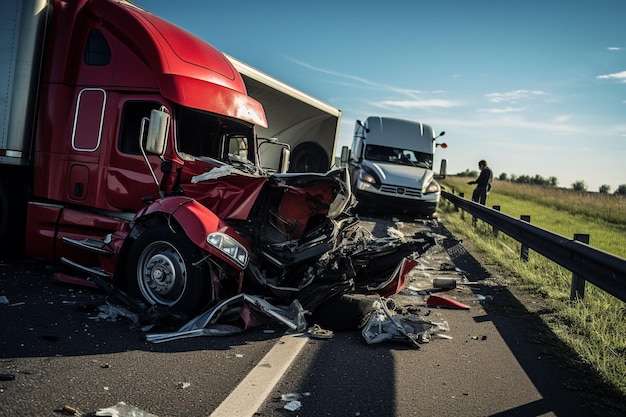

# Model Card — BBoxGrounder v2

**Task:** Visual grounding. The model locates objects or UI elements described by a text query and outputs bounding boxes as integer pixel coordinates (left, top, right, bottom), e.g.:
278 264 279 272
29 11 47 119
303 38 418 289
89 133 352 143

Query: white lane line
209 332 308 417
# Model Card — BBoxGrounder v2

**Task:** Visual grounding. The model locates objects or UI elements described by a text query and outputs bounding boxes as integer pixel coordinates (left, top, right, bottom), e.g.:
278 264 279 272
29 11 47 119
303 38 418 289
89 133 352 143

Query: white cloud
287 57 430 97
553 115 571 123
607 47 622 51
485 90 547 103
372 99 463 110
597 70 626 82
478 107 522 114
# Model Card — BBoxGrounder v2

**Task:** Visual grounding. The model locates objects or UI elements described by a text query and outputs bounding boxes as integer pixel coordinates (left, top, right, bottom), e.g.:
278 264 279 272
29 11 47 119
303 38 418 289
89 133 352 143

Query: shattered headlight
206 232 248 268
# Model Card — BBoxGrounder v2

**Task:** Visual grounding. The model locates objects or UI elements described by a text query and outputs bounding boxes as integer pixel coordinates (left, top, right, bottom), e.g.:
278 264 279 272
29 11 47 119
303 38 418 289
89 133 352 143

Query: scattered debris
176 382 191 389
433 277 457 289
306 324 334 339
145 294 306 343
283 400 302 412
95 303 140 327
426 295 470 310
95 401 158 417
60 405 81 416
439 262 456 271
361 297 449 348
280 392 310 412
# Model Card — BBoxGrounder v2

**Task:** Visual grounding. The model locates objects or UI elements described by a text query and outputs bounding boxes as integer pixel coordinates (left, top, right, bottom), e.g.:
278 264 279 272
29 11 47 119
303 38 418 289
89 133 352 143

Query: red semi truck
1 0 429 318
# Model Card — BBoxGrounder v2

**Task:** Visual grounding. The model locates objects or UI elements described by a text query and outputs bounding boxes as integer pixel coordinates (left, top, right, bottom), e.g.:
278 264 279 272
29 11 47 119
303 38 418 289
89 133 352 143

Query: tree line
455 169 626 196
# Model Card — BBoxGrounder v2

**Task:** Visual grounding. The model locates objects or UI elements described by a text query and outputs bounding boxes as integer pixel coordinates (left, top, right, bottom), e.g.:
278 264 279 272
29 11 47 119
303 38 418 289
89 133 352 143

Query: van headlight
359 170 377 185
424 179 440 195
206 232 248 268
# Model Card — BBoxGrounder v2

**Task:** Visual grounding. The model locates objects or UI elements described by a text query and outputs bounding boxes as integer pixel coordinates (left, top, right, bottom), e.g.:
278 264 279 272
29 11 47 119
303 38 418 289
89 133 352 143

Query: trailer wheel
126 224 212 315
289 142 329 173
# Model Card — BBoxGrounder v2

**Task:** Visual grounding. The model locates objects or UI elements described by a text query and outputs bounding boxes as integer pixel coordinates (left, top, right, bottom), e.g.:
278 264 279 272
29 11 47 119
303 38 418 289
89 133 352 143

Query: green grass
443 178 626 258
439 176 626 398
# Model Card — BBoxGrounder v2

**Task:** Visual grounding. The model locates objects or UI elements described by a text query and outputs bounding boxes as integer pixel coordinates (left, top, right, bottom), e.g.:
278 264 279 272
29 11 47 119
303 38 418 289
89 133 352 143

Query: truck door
105 99 168 211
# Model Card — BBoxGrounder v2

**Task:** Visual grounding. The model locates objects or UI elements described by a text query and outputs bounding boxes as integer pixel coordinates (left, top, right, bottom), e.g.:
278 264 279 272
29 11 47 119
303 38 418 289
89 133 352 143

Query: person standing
468 160 493 205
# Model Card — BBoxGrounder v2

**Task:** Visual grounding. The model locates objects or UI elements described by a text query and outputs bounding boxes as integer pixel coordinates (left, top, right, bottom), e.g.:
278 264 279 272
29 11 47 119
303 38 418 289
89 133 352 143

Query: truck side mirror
340 146 350 163
278 147 290 173
258 138 290 173
144 109 169 156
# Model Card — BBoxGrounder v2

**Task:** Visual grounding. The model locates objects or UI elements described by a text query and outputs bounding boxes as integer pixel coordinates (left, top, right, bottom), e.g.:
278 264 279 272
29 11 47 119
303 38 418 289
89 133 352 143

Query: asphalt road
1 216 625 417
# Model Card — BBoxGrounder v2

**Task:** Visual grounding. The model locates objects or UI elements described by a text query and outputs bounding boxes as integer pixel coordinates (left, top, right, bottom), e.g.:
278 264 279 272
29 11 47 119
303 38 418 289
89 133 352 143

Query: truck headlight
206 232 248 268
424 180 440 195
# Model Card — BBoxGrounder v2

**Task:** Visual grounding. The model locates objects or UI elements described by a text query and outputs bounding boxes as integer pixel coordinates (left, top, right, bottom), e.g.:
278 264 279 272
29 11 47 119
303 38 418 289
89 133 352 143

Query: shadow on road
433 221 626 417
0 260 280 358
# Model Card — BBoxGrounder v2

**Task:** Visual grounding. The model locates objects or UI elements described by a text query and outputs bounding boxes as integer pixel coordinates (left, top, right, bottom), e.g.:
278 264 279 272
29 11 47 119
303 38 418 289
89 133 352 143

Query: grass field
438 176 626 399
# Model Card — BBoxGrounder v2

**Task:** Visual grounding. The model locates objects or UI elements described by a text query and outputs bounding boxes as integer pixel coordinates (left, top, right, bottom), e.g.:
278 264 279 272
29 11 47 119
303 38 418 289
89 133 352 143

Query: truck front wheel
126 224 213 315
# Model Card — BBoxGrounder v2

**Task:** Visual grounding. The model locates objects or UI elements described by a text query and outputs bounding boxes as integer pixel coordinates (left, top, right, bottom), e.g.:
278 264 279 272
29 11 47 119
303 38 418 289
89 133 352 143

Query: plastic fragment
283 400 302 411
96 303 140 325
426 295 470 310
63 405 82 416
95 401 158 417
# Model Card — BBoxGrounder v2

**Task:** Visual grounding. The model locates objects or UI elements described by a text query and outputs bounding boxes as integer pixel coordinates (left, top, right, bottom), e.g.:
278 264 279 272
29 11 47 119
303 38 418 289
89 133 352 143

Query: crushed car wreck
83 162 440 335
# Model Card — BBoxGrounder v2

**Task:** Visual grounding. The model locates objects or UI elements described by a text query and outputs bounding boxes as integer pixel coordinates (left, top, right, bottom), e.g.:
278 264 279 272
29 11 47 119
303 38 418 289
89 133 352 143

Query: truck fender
135 196 249 270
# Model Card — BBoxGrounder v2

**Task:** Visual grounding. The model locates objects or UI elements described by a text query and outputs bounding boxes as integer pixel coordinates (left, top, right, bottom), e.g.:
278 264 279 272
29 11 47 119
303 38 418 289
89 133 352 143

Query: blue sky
134 0 626 192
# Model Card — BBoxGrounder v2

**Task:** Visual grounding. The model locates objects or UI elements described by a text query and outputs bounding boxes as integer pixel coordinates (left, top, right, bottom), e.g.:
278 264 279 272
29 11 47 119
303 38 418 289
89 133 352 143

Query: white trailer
226 55 341 173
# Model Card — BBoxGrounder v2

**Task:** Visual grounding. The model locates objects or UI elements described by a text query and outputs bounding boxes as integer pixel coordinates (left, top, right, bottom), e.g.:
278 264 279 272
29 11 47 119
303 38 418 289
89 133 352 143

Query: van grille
380 184 422 198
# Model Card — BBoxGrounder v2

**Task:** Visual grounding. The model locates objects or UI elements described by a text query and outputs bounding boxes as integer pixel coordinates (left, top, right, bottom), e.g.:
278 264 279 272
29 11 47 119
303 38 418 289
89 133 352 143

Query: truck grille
379 184 422 198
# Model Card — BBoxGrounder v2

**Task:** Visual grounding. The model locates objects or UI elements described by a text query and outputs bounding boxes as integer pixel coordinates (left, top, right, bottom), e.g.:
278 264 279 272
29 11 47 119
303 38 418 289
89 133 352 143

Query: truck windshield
365 144 432 169
174 105 257 172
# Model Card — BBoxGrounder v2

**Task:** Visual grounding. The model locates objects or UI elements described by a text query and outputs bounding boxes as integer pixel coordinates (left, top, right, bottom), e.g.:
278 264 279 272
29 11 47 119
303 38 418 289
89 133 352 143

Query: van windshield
365 144 432 169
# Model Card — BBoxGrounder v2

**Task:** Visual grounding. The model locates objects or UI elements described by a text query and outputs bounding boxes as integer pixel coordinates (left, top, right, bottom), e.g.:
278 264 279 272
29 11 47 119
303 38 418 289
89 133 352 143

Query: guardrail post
492 206 501 236
458 193 464 215
570 234 590 301
520 215 531 261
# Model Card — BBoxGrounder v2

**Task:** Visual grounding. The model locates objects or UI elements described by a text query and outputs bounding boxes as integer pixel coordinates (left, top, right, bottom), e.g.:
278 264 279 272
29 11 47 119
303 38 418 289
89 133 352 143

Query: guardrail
440 190 626 303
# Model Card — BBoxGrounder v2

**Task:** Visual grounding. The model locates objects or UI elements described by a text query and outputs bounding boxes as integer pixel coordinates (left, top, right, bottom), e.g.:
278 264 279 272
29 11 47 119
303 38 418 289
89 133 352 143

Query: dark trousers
472 186 488 205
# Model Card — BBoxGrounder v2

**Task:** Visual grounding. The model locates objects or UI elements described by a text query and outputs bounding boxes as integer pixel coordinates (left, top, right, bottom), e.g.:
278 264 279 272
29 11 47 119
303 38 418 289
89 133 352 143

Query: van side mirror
434 159 447 179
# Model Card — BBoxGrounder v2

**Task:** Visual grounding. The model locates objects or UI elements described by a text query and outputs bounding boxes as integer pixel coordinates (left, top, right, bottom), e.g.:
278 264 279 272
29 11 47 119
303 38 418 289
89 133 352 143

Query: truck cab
341 116 447 218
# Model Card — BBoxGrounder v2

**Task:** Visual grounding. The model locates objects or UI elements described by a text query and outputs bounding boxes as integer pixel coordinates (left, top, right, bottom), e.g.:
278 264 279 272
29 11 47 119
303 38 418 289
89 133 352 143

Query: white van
340 116 447 218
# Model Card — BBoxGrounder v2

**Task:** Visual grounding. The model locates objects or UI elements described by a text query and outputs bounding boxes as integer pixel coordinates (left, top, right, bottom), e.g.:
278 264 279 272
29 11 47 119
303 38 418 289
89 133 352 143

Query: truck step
60 257 111 279
62 237 114 255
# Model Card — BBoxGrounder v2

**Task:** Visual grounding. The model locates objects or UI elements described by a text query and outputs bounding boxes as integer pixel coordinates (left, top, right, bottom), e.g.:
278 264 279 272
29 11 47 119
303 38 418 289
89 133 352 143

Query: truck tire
0 176 27 258
126 224 213 315
289 142 329 173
